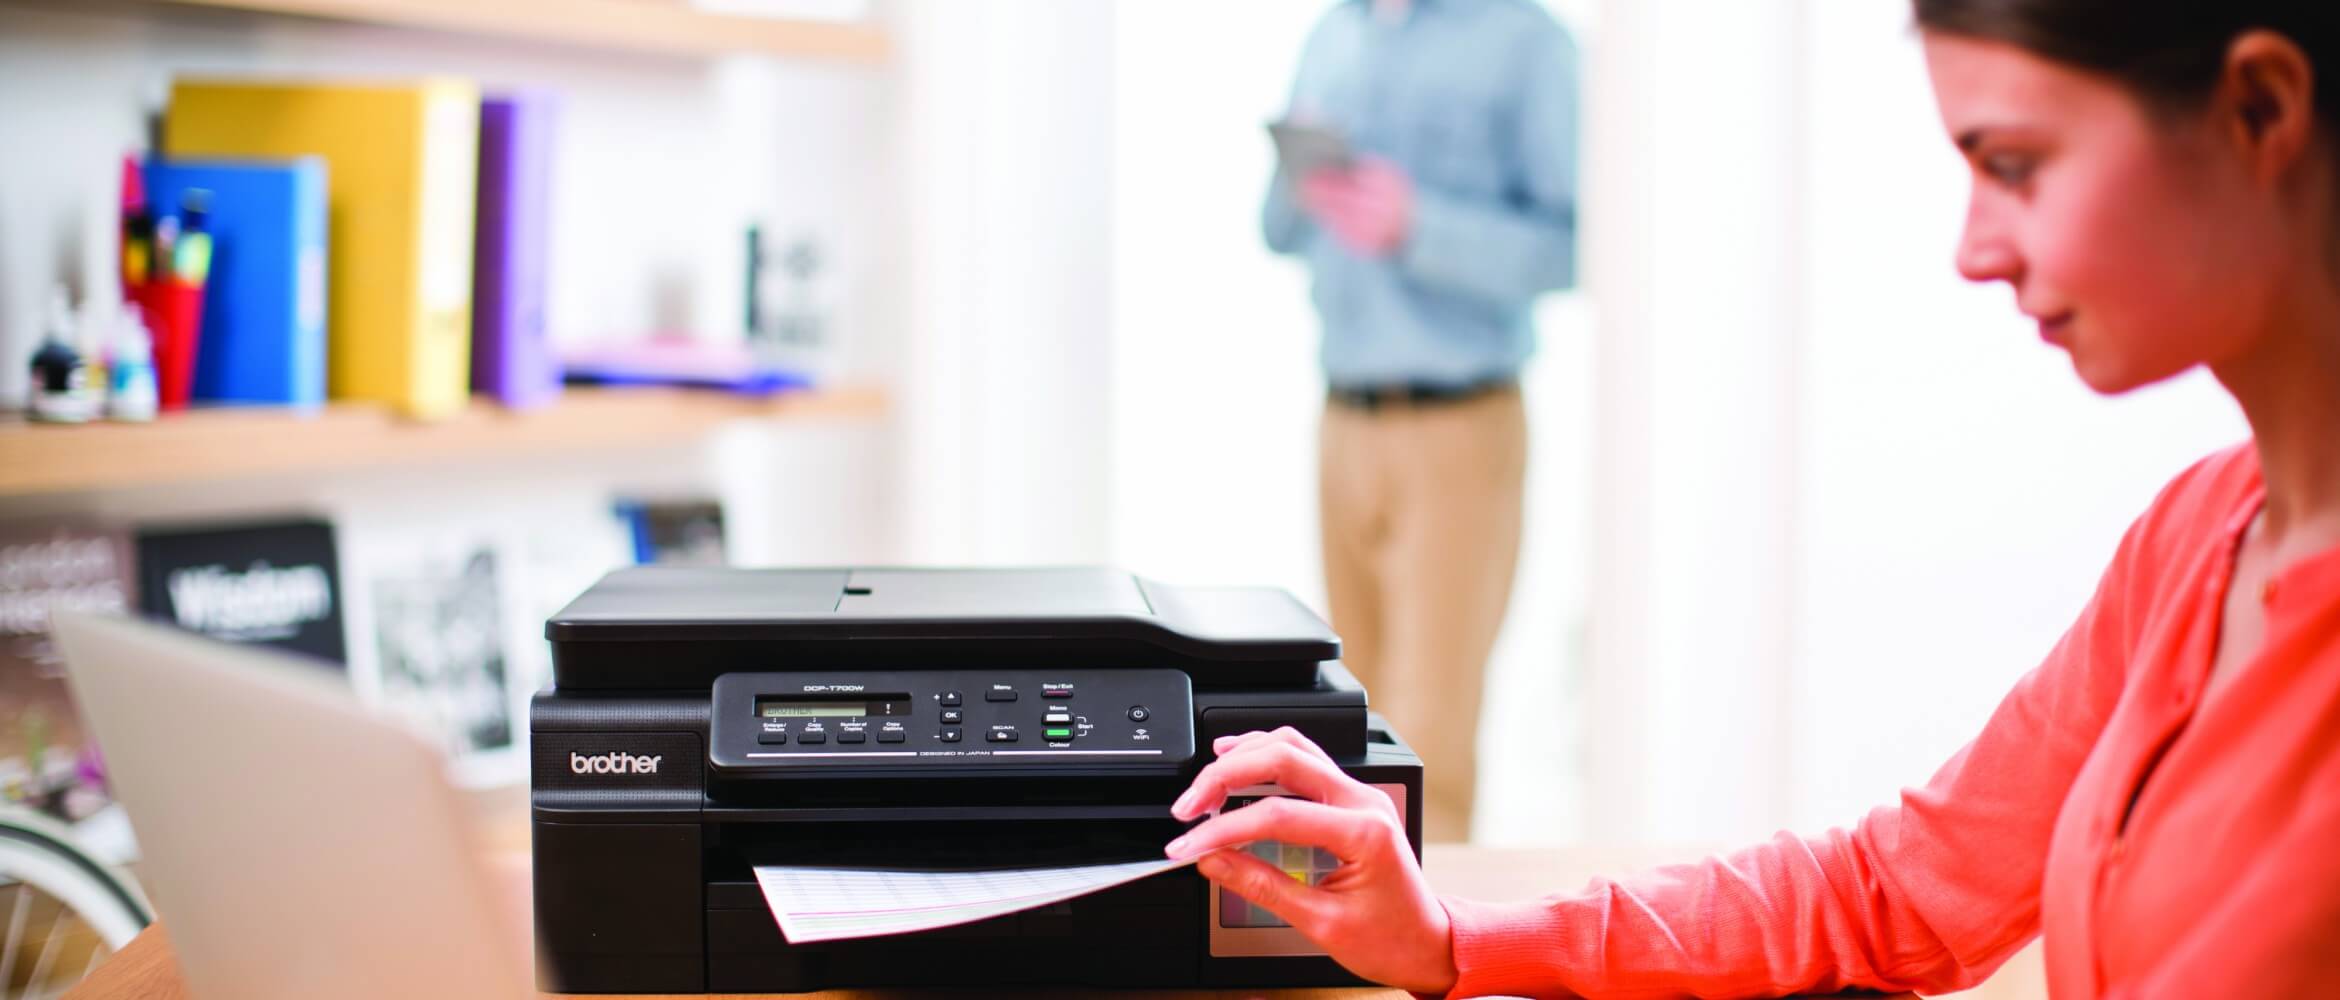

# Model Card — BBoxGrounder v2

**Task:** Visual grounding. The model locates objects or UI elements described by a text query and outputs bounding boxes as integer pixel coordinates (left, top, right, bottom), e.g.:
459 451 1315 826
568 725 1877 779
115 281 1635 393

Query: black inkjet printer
530 566 1425 993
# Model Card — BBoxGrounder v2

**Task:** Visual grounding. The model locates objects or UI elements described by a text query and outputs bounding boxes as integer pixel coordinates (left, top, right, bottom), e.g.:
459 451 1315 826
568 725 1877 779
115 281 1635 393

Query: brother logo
570 751 664 775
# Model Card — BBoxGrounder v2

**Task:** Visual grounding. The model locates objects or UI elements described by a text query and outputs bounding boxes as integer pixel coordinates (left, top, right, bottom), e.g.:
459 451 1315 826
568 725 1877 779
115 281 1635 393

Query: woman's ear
2219 29 2319 186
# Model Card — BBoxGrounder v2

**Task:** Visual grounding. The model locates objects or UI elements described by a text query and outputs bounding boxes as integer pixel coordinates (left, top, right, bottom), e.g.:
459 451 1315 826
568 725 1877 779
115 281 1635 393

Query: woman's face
1924 33 2282 394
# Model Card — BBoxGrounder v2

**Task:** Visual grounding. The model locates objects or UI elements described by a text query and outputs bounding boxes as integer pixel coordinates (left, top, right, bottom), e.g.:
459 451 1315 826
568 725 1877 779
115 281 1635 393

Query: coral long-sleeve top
1439 444 2340 998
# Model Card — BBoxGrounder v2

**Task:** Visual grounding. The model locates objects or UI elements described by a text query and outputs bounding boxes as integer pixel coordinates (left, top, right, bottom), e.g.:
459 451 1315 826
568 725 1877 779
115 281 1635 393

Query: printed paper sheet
753 856 1198 943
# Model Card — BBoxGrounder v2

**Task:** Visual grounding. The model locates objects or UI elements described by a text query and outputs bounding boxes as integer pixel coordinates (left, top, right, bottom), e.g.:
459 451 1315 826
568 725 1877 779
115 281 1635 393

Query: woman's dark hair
1913 1 2340 128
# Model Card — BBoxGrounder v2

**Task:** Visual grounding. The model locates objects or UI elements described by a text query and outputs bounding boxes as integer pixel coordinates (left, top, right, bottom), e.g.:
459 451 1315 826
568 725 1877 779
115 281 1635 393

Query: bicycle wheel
0 808 150 999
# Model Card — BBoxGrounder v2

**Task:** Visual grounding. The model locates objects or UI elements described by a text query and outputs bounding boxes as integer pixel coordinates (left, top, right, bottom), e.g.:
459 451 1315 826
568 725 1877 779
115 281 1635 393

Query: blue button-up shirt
1266 0 1579 388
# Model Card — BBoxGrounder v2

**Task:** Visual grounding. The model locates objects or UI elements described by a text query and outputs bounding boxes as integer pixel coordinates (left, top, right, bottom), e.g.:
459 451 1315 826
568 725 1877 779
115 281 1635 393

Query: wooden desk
62 844 1949 999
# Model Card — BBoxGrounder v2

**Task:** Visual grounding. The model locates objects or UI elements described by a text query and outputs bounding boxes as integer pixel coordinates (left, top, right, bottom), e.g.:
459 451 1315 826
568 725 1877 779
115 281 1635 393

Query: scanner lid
545 566 1339 673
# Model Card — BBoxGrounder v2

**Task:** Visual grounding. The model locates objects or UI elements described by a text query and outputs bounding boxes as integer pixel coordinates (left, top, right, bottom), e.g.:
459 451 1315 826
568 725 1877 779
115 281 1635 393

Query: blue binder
143 158 329 406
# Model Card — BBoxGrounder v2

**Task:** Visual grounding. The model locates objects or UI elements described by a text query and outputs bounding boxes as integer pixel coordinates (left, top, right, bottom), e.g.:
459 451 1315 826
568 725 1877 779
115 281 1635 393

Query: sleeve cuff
1397 188 1575 307
1428 893 1577 999
1397 189 1474 291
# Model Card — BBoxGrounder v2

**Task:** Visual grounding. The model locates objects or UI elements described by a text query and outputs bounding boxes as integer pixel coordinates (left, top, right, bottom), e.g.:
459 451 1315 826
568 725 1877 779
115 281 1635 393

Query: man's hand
1166 727 1457 996
1299 157 1416 257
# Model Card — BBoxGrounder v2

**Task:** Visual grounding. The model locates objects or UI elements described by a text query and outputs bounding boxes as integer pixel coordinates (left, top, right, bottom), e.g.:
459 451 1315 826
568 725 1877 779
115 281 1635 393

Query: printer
531 566 1425 993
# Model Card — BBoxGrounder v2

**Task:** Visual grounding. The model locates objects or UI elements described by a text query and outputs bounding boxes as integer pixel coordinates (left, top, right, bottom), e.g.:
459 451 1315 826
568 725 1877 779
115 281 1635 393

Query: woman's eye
1980 153 2035 187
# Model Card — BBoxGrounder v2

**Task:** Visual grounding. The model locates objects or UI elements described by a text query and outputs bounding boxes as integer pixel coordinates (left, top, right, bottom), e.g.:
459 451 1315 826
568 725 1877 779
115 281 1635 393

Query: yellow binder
166 78 480 419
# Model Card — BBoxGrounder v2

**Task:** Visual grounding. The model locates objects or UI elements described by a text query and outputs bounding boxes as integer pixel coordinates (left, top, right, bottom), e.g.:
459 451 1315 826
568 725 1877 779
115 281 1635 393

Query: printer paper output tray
531 566 1424 993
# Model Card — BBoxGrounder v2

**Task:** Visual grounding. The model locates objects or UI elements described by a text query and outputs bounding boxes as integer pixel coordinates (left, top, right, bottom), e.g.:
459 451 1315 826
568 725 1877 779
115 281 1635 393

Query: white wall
1786 0 2246 831
1107 4 1324 595
890 0 1118 565
1580 0 1807 847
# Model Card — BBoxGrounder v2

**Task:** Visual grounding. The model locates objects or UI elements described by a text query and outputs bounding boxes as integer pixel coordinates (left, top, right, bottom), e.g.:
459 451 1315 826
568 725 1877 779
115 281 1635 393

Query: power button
1127 706 1150 723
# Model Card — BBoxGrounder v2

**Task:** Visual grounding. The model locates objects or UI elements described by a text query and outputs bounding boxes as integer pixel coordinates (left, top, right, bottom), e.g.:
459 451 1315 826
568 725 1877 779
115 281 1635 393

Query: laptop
51 612 532 1000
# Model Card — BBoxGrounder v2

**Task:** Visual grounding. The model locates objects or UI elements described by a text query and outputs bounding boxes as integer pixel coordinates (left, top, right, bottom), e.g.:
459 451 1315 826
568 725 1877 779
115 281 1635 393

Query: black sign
136 519 346 664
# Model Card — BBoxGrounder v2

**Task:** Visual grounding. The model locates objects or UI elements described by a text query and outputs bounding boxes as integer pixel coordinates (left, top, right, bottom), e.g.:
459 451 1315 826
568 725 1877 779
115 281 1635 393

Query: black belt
1327 378 1514 412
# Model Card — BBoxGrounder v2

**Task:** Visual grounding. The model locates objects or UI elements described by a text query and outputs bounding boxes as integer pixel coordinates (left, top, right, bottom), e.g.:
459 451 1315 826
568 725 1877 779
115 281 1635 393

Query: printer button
798 731 828 745
1127 706 1151 723
985 686 1018 702
757 730 788 745
1042 686 1074 699
877 729 906 744
987 728 1019 743
940 709 964 724
940 692 963 707
837 730 867 744
940 729 963 743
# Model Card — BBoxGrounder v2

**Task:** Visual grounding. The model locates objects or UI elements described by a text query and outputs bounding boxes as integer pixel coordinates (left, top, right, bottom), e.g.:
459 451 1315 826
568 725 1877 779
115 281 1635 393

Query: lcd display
761 702 868 718
754 693 912 720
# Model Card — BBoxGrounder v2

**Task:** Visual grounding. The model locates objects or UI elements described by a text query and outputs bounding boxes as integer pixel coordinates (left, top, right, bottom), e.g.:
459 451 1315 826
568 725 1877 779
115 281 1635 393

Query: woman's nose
1955 199 2020 285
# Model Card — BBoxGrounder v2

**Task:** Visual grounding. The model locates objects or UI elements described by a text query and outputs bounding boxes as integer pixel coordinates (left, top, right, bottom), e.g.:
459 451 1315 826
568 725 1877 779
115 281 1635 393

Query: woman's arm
1443 548 2140 997
1175 485 2169 998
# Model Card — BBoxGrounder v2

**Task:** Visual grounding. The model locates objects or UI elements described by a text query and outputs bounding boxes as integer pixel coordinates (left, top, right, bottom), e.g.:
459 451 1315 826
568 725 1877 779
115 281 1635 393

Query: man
1265 0 1578 842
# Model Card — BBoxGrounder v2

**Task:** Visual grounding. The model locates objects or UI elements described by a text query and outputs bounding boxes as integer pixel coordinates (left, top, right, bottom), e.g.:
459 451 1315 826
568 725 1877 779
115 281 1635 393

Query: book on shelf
165 77 481 419
142 157 330 407
473 92 562 410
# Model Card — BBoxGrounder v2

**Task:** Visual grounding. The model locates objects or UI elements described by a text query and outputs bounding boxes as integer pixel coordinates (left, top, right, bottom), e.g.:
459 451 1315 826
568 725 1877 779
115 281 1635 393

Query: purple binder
472 92 561 408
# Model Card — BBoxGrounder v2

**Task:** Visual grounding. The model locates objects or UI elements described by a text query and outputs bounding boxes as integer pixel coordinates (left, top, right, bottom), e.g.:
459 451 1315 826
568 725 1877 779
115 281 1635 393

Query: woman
1165 1 2340 996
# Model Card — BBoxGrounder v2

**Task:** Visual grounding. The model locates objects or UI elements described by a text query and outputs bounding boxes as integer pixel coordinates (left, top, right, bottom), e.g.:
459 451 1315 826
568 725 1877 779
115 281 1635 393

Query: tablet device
1267 120 1354 178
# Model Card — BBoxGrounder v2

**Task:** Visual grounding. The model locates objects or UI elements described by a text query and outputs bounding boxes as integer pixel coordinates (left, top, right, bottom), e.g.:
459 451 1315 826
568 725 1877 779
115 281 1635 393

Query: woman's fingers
1211 730 1268 756
1163 726 1449 995
1166 794 1392 864
1195 849 1332 933
1171 740 1381 821
1211 726 1336 764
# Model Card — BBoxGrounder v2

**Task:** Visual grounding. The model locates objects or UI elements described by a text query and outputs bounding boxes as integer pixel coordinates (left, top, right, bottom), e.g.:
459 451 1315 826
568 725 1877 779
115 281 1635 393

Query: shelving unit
0 384 886 497
148 0 890 62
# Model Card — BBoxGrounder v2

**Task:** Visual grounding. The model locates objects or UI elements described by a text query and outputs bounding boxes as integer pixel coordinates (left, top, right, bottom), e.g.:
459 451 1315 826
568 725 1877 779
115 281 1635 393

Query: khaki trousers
1319 386 1526 844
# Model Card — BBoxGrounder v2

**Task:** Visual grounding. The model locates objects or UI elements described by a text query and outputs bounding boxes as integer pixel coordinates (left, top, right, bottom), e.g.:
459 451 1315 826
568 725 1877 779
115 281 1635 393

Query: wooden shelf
0 384 885 497
151 0 890 63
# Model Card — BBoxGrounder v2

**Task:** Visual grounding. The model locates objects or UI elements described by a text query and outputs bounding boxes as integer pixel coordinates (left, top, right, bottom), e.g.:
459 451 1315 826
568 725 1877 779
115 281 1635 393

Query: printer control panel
708 669 1194 771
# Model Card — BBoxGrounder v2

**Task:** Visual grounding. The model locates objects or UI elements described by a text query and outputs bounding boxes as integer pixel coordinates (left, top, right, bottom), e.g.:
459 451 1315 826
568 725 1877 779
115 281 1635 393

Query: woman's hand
1165 727 1457 996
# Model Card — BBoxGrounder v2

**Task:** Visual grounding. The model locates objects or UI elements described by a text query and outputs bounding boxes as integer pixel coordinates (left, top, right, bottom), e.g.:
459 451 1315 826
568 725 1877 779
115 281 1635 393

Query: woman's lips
2037 312 2075 346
